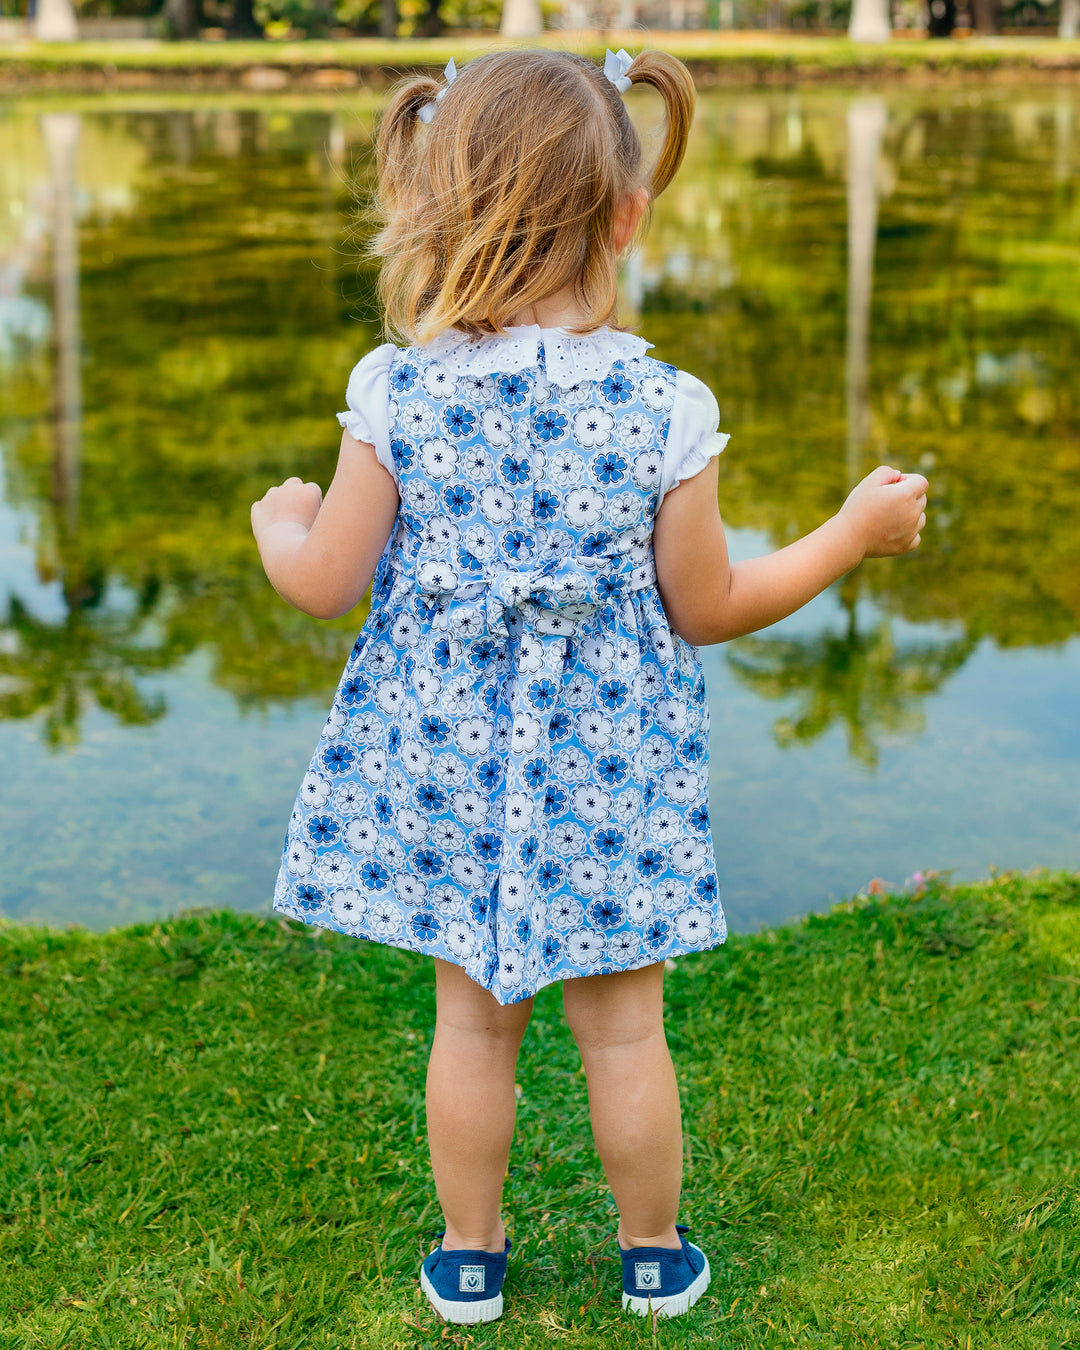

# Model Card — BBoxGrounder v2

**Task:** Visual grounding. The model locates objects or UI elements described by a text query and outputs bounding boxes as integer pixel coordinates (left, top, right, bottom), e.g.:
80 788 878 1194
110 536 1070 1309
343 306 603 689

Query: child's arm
653 461 928 646
251 431 399 620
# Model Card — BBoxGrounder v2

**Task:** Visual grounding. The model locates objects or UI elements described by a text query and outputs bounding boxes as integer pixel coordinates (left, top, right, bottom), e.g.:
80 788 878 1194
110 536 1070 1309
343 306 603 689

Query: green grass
2 870 1079 1347
3 33 1080 82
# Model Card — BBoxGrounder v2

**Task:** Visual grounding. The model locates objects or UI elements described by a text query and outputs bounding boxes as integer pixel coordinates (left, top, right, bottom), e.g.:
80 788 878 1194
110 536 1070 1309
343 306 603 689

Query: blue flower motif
390 362 418 393
520 835 539 865
504 528 533 559
470 640 500 672
501 455 530 485
391 437 414 472
433 638 454 670
588 898 623 929
601 372 634 404
681 734 706 763
417 783 448 813
541 933 561 965
476 758 503 791
644 918 671 950
581 530 613 558
533 488 559 522
545 712 571 744
543 785 567 818
360 860 390 891
323 744 355 775
594 827 625 859
296 883 324 912
387 725 402 754
498 373 529 406
307 815 340 845
340 676 370 706
374 794 392 825
598 679 628 710
528 678 558 710
458 547 483 573
413 848 445 878
597 754 628 786
444 483 475 517
538 859 563 891
410 910 441 942
597 575 623 601
522 758 547 789
482 684 501 715
643 779 658 809
561 640 578 672
695 873 719 902
692 676 707 705
470 894 490 923
636 848 665 878
474 832 502 862
534 409 568 442
443 404 476 438
515 915 532 945
420 714 452 744
593 451 627 484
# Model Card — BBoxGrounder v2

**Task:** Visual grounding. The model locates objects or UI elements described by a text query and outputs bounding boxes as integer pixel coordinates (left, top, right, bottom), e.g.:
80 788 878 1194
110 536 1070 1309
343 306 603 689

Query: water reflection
0 90 1077 927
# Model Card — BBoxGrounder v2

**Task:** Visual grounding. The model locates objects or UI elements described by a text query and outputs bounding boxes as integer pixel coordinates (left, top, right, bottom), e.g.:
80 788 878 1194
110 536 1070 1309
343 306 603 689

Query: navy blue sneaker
420 1236 510 1324
619 1225 710 1318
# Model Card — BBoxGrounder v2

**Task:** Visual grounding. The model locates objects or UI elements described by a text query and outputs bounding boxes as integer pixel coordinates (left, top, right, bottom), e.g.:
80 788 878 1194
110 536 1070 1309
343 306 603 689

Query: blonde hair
371 48 695 345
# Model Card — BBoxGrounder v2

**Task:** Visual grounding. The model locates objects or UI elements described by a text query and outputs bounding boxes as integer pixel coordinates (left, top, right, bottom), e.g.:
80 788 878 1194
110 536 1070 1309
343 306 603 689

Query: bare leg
562 963 682 1250
426 958 533 1252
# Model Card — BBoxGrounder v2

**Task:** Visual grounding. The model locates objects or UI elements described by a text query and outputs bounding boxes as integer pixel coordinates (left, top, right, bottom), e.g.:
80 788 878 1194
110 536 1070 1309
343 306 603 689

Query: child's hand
251 477 323 541
838 466 929 560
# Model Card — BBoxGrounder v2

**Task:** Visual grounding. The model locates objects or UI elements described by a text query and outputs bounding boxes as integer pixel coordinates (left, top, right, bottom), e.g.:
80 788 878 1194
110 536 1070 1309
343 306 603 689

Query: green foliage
1 871 1078 1346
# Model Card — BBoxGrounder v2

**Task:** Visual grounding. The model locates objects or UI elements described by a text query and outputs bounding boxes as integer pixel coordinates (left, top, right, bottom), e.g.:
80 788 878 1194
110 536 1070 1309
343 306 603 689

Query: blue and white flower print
274 343 726 1004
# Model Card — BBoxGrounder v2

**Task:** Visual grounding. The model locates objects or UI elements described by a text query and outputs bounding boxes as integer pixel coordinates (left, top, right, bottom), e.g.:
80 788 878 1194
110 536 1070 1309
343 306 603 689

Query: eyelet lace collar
421 325 652 384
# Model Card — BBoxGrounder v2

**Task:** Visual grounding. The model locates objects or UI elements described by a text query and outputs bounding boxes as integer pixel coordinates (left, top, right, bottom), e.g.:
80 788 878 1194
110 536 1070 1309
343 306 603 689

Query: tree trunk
34 0 78 42
1061 0 1079 39
228 0 262 38
416 0 442 37
848 0 889 42
380 0 397 38
163 0 199 40
970 0 997 33
501 0 542 36
927 0 956 37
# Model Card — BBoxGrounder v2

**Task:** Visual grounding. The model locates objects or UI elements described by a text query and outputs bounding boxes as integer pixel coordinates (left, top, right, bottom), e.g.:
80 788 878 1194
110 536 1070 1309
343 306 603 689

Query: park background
2 14 1080 1350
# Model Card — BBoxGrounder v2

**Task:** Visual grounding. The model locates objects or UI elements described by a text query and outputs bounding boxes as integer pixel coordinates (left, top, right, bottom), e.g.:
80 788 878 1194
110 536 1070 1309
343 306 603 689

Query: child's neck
507 287 591 331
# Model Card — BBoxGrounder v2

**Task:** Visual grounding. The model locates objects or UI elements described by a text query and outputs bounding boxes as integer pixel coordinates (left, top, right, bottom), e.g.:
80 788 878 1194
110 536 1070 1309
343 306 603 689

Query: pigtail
375 75 441 214
626 51 695 198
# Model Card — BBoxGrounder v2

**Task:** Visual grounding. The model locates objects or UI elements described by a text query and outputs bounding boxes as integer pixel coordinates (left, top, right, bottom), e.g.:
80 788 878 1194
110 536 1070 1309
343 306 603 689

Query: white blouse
337 326 728 506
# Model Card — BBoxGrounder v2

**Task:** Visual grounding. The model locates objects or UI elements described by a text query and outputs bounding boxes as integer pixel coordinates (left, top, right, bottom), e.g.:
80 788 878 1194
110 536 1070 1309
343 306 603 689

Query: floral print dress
272 327 728 1004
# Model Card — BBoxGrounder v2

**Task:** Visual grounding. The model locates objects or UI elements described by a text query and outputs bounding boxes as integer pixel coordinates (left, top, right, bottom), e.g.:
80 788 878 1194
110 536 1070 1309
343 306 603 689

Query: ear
613 185 650 253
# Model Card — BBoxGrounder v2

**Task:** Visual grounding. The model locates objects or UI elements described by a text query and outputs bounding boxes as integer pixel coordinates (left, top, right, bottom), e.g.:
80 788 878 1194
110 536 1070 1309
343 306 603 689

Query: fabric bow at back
418 58 457 124
604 48 634 94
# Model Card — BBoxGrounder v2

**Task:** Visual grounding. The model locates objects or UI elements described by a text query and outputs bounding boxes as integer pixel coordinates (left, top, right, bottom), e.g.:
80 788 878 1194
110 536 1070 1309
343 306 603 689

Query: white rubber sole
621 1252 711 1319
420 1266 504 1324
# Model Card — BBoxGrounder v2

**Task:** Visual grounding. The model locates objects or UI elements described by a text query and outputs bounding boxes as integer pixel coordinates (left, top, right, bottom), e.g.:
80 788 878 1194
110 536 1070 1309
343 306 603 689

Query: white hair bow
418 58 457 124
604 48 634 94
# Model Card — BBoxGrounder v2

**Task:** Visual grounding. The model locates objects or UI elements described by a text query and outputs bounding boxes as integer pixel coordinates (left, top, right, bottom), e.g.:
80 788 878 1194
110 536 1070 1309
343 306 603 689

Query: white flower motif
652 697 688 736
500 871 528 911
368 899 402 936
549 452 583 489
639 374 675 412
503 791 535 834
461 522 495 560
422 361 456 399
433 754 469 788
581 636 616 674
651 628 675 663
657 879 690 909
323 708 347 740
552 822 587 855
332 781 365 814
450 854 484 888
431 819 465 852
347 711 381 746
609 930 642 963
419 517 460 558
563 486 605 529
563 672 593 708
344 818 377 854
632 448 664 493
358 747 388 785
553 746 590 783
650 806 682 844
382 838 407 870
509 714 542 755
373 677 406 718
458 373 495 404
670 839 708 875
551 897 585 930
395 807 429 844
392 873 426 907
627 885 655 925
609 858 634 895
440 674 474 715
286 841 316 876
400 400 435 437
554 380 593 407
444 918 476 956
300 772 332 810
403 479 439 514
454 716 493 758
571 784 613 826
661 766 700 806
497 947 525 991
420 437 458 480
571 406 615 449
416 559 459 593
365 642 396 677
616 412 654 452
391 613 422 648
575 709 614 751
329 886 366 929
413 670 442 708
643 737 674 770
515 632 545 675
461 446 495 482
614 788 642 825
568 856 609 896
609 493 644 530
316 854 352 885
480 406 514 447
675 905 712 946
453 608 487 640
566 927 606 967
479 484 515 525
429 884 462 915
450 788 489 827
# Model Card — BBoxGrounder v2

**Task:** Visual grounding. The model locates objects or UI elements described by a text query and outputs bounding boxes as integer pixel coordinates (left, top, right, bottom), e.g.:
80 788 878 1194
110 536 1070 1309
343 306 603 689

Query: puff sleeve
659 370 730 506
337 342 398 480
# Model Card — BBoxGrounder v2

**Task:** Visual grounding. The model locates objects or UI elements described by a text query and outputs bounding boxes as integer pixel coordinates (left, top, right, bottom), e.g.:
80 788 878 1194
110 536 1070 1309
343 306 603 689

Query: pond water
1 86 1078 934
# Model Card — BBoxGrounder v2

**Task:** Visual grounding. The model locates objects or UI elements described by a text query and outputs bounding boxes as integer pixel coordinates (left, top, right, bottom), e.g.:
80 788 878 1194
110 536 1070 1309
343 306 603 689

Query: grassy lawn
3 33 1080 83
2 870 1078 1348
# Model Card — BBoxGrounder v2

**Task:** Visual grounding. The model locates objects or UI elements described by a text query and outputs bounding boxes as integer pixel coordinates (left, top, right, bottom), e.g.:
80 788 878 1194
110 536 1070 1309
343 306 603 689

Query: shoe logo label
459 1266 485 1294
635 1262 661 1291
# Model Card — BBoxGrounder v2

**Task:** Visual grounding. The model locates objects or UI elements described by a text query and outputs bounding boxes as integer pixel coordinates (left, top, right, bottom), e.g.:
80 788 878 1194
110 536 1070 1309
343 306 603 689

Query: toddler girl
252 47 928 1325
